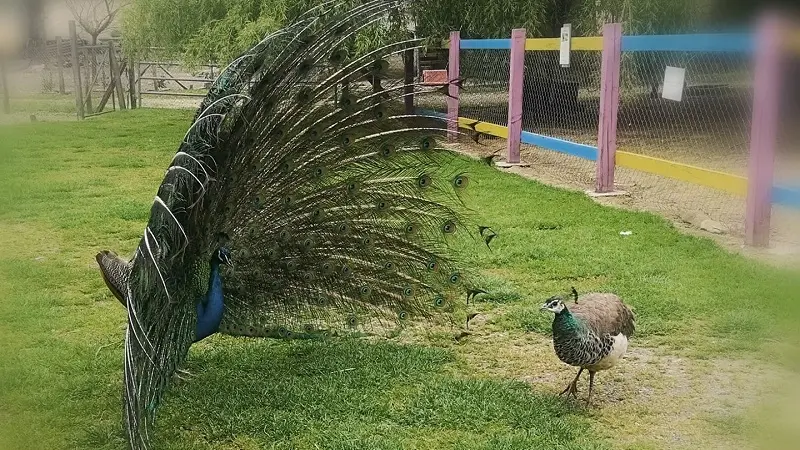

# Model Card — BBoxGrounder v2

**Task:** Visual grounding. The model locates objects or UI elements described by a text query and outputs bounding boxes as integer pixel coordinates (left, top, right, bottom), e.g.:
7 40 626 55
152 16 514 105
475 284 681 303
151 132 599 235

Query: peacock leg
559 367 583 398
586 371 596 406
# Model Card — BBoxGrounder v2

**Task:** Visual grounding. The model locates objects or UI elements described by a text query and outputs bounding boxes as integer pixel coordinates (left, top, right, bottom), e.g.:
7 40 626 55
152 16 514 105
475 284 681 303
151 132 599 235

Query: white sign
560 24 572 67
662 66 686 102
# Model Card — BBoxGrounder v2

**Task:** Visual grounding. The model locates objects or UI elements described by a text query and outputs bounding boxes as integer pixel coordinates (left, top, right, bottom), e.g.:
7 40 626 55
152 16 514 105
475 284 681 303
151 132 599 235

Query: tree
68 0 127 45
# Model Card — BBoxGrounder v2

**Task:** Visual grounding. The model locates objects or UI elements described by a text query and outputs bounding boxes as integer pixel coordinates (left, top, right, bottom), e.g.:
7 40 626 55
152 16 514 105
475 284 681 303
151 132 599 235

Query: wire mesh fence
614 51 753 236
519 50 601 190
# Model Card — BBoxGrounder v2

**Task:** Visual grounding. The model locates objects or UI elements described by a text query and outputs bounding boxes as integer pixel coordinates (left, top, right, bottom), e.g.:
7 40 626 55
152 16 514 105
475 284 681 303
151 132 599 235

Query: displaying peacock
541 291 635 406
95 0 491 448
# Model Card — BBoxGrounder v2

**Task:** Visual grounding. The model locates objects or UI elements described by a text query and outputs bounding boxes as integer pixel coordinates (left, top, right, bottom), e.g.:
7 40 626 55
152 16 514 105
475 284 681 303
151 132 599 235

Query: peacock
94 0 491 448
541 291 635 406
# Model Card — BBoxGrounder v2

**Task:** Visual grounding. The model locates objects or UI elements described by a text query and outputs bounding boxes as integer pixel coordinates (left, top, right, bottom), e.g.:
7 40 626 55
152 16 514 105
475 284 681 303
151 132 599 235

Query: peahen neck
552 307 586 338
194 258 225 342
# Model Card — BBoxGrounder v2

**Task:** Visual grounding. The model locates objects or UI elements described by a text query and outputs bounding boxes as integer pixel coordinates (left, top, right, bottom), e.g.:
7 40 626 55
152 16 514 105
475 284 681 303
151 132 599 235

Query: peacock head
213 247 233 267
541 296 566 314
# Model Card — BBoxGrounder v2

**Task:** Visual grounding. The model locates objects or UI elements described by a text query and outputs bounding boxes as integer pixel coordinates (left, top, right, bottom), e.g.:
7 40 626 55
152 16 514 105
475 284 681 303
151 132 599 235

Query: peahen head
541 295 567 314
212 247 233 267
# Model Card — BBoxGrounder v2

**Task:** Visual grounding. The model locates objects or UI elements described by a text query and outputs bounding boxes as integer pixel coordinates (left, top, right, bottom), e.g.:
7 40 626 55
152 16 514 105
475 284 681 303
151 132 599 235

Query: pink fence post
447 31 460 141
595 23 622 193
506 28 526 164
746 13 783 247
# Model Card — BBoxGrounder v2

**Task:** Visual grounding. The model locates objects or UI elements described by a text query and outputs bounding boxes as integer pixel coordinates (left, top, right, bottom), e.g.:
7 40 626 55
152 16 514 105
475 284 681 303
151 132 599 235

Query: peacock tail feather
118 0 488 448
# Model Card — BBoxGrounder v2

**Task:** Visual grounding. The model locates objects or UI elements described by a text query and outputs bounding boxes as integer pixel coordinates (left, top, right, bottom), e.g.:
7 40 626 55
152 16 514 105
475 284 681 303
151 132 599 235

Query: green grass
0 109 797 449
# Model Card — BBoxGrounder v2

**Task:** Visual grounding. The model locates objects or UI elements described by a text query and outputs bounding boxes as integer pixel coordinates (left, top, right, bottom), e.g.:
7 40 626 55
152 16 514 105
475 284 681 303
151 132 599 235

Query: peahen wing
570 293 636 338
120 0 484 448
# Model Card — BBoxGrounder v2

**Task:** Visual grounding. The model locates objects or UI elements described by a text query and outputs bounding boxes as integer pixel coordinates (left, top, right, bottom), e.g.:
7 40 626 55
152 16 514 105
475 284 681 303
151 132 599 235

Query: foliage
122 0 410 67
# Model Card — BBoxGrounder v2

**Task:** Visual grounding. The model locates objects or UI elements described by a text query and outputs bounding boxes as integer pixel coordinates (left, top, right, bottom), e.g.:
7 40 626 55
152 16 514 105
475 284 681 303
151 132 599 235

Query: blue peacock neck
194 257 226 342
552 307 585 337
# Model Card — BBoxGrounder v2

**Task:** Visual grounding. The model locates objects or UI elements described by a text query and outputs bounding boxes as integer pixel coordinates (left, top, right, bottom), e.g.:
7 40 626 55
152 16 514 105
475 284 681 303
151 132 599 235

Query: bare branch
67 0 128 39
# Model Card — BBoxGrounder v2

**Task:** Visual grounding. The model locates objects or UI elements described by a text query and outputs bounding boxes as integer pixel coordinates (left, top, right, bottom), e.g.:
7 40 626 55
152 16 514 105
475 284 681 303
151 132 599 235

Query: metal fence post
506 28 526 164
447 31 460 141
595 23 623 193
746 13 783 247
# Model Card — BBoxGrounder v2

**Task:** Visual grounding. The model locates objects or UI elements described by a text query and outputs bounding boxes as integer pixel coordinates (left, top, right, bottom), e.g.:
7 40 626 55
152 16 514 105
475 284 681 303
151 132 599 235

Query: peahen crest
107 0 488 448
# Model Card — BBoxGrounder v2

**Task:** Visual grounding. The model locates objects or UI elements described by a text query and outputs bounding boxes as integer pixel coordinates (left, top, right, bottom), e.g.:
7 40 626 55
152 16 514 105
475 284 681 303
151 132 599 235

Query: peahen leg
560 368 583 398
586 371 596 406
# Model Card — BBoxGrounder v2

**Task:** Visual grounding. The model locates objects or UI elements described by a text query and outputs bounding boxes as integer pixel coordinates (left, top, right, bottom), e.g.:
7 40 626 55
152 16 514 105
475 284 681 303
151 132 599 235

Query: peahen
541 291 635 406
95 0 489 448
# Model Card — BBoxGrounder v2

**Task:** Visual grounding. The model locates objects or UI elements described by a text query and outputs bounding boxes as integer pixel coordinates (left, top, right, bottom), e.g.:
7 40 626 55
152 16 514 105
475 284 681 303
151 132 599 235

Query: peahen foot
559 367 583 398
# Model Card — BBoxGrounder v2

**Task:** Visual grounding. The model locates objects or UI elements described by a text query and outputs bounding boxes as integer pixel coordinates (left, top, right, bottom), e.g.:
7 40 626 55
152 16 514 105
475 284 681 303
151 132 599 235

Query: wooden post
595 23 623 193
128 59 137 108
403 47 414 115
84 47 93 114
109 41 126 109
746 13 783 247
55 36 65 94
137 62 143 107
446 31 460 141
69 21 84 120
505 28 526 164
151 64 158 90
0 59 9 114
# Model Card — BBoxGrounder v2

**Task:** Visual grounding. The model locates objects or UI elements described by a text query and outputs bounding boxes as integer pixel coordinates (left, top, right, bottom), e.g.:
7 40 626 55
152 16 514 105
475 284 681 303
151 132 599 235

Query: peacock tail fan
121 0 488 448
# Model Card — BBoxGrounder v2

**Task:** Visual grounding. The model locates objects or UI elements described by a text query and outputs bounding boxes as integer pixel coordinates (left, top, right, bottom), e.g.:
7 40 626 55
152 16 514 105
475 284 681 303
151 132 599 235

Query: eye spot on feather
427 259 439 272
346 315 358 328
417 174 432 188
339 95 354 110
300 237 315 251
398 311 408 320
313 166 327 179
283 195 295 206
337 223 351 234
316 295 329 306
320 260 335 276
277 228 292 241
285 260 298 272
339 263 352 278
310 208 326 222
383 261 395 272
453 174 469 189
442 221 456 234
358 285 372 298
346 181 360 196
449 272 461 284
360 235 374 248
433 295 446 307
376 200 390 212
420 137 435 151
402 285 415 298
372 105 386 120
404 222 419 236
380 143 395 158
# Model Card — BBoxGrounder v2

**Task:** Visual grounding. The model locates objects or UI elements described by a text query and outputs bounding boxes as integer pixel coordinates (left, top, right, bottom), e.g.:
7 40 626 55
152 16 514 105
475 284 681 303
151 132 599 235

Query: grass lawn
1 109 798 450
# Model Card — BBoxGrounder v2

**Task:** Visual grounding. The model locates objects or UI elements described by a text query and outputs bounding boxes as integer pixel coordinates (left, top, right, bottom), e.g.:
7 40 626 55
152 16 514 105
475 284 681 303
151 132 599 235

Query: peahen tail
115 0 488 448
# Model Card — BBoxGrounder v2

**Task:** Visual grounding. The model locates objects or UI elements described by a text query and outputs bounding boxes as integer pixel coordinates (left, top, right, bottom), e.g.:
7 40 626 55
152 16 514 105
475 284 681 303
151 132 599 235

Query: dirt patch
446 327 795 450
